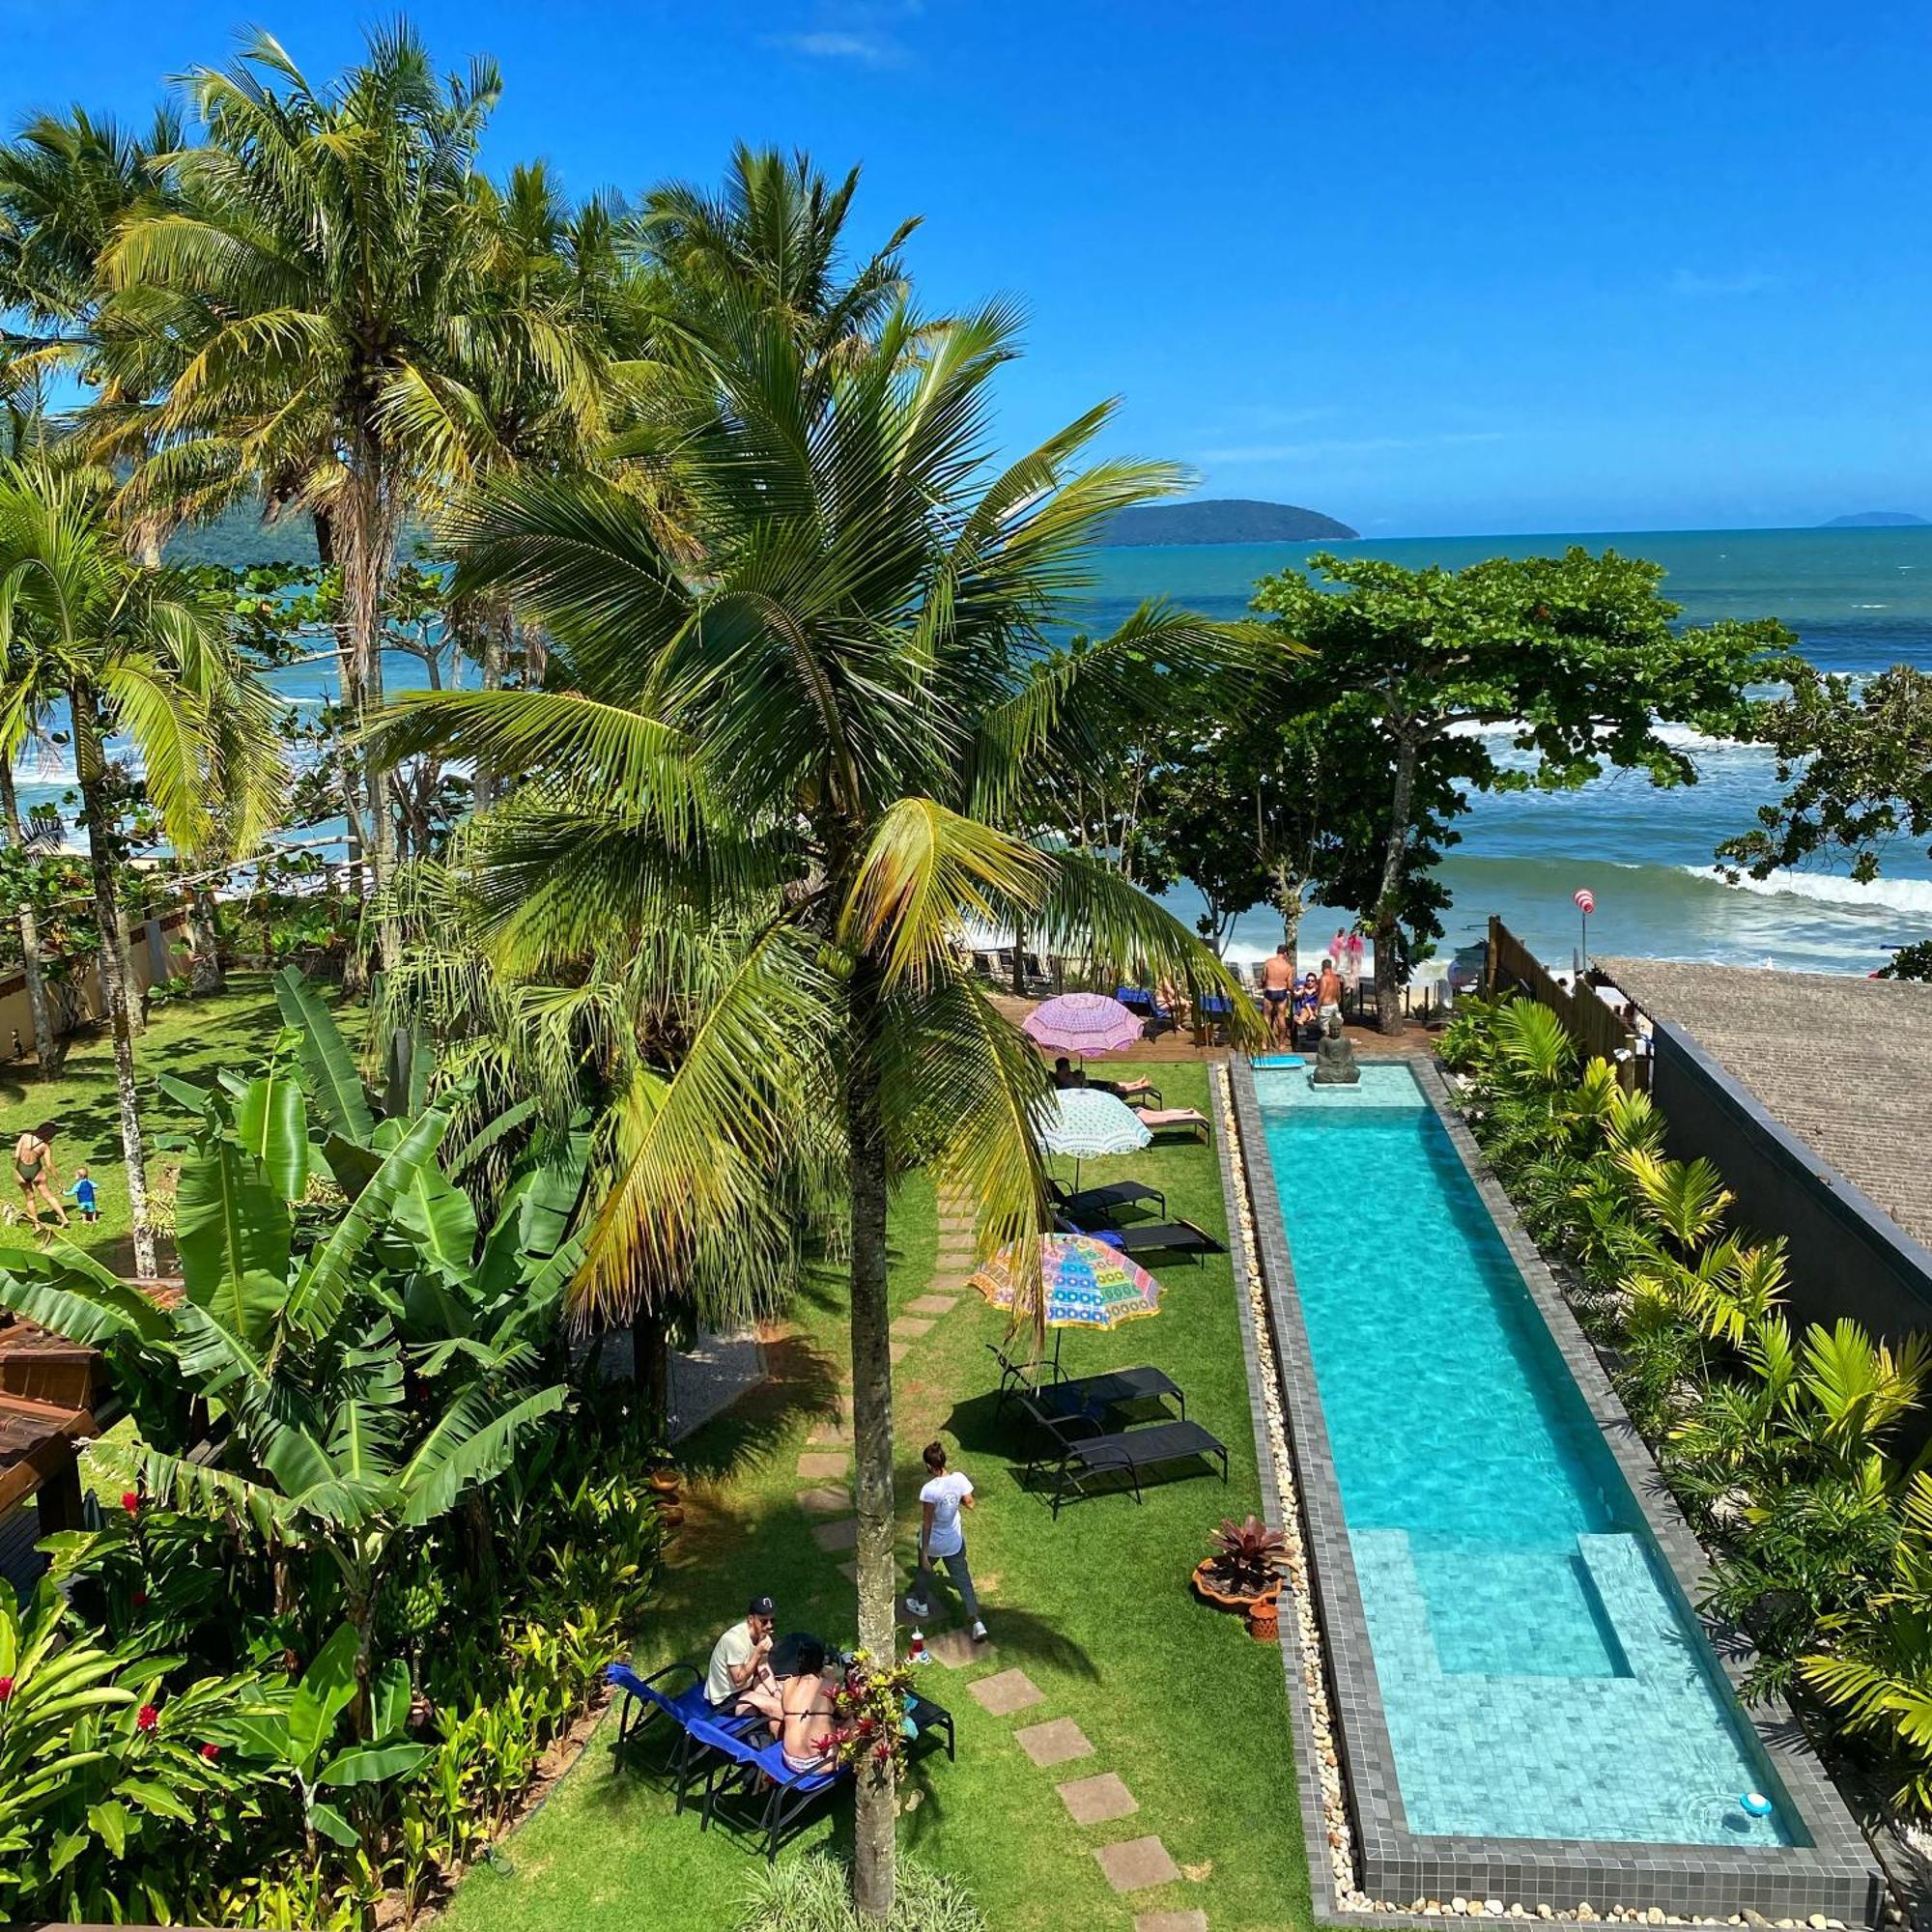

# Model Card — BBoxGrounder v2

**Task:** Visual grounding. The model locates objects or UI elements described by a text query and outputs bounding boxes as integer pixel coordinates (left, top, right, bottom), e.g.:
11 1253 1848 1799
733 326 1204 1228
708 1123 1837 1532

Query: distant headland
1820 510 1929 528
1097 497 1359 547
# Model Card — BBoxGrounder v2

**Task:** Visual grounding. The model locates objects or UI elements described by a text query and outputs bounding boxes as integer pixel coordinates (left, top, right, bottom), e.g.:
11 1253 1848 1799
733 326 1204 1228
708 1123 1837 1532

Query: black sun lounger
1077 1217 1227 1266
1047 1178 1168 1225
1002 1363 1185 1426
1019 1403 1230 1518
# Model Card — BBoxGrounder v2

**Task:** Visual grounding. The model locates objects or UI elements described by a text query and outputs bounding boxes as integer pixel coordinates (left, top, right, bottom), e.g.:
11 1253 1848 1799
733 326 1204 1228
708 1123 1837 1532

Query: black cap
748 1593 776 1619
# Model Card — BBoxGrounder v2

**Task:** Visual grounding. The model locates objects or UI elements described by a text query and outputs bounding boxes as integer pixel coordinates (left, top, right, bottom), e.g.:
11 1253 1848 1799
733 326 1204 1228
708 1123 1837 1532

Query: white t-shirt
921 1470 974 1558
706 1619 757 1706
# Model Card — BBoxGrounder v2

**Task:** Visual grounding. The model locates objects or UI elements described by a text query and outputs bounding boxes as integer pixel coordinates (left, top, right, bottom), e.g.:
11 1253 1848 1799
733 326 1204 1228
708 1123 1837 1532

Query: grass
439 1060 1312 1932
0 972 350 1267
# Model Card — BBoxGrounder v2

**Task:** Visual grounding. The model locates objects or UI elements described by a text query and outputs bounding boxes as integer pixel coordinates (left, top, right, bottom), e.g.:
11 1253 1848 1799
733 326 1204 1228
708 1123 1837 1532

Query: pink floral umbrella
1021 993 1144 1059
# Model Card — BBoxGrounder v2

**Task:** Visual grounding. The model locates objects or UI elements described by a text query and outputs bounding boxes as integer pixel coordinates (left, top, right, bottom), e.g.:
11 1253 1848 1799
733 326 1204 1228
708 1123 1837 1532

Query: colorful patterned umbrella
970 1235 1166 1331
1033 1089 1151 1158
1022 992 1145 1058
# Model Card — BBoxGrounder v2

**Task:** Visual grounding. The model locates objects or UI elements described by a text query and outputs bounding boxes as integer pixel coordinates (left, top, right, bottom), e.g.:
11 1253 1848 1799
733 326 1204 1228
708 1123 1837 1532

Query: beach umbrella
1033 1088 1151 1186
1022 992 1145 1060
971 1234 1166 1347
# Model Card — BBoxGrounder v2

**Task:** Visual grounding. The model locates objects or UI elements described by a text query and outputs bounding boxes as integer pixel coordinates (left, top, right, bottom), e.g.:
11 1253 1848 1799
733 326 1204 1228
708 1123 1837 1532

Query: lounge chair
608 1662 762 1806
1076 1217 1227 1265
1046 1177 1168 1226
1114 985 1178 1038
689 1692 957 1861
1090 1074 1162 1107
1019 1404 1230 1518
991 1346 1185 1423
1133 1105 1211 1142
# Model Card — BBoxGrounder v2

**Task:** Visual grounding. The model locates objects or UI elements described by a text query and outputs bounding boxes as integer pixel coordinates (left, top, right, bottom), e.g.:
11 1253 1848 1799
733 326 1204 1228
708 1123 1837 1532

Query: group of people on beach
1259 948 1347 1049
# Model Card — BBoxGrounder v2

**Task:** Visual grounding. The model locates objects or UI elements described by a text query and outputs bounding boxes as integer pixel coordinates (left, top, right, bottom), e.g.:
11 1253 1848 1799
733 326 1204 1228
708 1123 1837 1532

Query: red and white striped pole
1574 886 1596 974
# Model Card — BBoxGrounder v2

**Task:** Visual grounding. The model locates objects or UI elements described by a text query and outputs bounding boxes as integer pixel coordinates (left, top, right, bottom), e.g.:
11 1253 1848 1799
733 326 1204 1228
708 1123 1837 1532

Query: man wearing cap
706 1593 783 1730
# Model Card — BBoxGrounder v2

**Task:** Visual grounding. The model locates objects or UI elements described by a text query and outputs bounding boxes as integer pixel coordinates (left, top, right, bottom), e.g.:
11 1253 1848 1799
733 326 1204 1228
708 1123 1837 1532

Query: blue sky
4 0 1927 536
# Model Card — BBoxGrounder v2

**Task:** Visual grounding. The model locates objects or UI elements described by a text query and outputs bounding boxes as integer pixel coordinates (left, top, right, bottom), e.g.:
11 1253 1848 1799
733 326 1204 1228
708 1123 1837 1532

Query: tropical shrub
736 1852 986 1932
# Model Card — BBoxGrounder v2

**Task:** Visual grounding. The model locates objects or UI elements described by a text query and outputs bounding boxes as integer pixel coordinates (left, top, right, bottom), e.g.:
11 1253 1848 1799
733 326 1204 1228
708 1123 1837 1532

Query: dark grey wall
1650 1022 1932 1344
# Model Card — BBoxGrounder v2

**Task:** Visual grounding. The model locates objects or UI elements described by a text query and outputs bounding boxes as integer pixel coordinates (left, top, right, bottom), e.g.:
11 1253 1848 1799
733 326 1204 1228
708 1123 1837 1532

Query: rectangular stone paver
890 1316 934 1340
795 1486 850 1515
889 1342 910 1365
1135 1914 1208 1932
837 1560 859 1582
796 1450 849 1479
923 1627 984 1667
810 1518 858 1552
1094 1836 1180 1894
1014 1716 1094 1767
966 1667 1043 1717
906 1293 958 1316
1057 1771 1138 1825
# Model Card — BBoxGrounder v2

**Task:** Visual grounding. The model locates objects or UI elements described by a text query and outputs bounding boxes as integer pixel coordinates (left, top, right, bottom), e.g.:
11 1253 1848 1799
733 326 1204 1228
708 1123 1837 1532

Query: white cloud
768 28 904 66
1200 431 1505 465
1669 268 1777 298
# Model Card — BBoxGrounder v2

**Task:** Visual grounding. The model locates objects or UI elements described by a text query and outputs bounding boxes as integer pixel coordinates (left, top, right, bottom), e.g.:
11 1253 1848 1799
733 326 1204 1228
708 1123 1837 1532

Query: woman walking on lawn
12 1122 69 1229
906 1440 987 1641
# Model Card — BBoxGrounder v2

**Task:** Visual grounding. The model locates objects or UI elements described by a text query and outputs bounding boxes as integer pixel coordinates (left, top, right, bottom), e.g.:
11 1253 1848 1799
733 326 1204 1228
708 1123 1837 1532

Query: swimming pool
1253 1060 1789 1848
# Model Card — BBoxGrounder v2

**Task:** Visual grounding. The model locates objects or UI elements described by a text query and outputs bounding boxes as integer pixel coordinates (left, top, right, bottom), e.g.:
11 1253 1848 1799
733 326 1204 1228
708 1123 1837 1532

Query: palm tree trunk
1372 737 1418 1037
0 761 57 1075
844 956 898 1923
186 885 223 993
312 509 368 907
339 447 401 969
1273 858 1306 977
74 688 155 1277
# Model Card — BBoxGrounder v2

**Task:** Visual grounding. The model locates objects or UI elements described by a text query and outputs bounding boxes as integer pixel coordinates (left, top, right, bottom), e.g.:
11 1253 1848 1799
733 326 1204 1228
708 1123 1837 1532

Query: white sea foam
1447 719 1760 753
1685 865 1932 917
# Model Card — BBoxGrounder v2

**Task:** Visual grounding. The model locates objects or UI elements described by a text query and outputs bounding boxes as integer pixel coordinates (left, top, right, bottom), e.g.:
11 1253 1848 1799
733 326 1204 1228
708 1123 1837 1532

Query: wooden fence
1484 915 1648 1090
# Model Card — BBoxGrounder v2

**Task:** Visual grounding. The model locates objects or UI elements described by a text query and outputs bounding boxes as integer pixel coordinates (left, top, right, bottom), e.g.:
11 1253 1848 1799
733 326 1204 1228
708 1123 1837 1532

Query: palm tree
98 27 535 945
0 456 281 1274
374 298 1257 1917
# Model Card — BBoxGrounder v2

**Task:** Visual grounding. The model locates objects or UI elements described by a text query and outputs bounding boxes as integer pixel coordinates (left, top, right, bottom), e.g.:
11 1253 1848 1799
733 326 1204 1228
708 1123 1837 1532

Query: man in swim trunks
13 1122 69 1229
1261 945 1295 1046
1317 957 1345 1033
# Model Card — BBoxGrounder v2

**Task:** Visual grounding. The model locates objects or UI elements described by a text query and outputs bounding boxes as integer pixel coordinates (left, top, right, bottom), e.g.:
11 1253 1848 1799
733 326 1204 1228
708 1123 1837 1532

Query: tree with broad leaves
1253 549 1794 1031
1717 665 1932 977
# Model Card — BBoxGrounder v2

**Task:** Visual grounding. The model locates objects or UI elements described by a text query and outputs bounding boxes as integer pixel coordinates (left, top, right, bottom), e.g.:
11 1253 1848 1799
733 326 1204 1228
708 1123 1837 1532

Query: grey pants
911 1545 980 1621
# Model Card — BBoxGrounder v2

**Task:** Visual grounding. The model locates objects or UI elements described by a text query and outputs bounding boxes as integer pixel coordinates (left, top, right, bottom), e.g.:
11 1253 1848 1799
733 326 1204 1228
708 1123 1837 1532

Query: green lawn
440 1061 1312 1932
0 972 349 1266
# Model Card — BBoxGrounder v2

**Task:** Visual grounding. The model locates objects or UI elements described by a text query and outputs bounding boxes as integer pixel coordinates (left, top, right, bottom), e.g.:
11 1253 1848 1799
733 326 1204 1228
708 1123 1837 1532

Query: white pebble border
1210 1063 1857 1932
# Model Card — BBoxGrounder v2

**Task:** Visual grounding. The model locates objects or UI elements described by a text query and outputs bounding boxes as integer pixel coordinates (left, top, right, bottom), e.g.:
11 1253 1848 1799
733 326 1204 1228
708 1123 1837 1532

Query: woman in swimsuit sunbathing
779 1638 841 1775
13 1122 69 1229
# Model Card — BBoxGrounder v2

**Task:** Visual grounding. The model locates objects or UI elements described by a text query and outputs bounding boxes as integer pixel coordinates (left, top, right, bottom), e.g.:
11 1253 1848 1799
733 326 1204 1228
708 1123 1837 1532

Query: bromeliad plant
1197 1516 1286 1603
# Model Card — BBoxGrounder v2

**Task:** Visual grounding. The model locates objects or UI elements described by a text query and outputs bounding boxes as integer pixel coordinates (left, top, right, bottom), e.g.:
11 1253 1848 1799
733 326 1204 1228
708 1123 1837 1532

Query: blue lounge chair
607 1662 762 1809
1113 985 1177 1037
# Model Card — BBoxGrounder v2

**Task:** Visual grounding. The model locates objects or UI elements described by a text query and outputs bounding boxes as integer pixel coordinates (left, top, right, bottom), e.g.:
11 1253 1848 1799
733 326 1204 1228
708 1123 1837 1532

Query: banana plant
232 1624 430 1859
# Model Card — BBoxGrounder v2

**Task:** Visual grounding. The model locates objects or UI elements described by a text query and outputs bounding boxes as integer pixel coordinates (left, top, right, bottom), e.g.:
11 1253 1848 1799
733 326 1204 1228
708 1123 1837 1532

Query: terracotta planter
1192 1557 1280 1618
648 1468 682 1497
1247 1598 1280 1643
657 1504 684 1529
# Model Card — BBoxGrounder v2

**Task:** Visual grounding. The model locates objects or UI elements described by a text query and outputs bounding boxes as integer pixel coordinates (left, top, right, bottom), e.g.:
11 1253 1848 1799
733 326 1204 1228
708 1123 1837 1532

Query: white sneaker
971 1619 989 1642
905 1596 931 1619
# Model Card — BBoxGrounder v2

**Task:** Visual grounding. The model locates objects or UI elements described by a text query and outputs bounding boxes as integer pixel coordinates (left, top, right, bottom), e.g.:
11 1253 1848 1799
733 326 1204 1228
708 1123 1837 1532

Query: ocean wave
1686 866 1932 917
1447 720 1760 753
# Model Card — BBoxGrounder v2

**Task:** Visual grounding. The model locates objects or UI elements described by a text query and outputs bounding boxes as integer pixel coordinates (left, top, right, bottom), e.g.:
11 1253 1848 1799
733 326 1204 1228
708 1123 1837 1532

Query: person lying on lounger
1052 1057 1157 1104
1132 1104 1211 1138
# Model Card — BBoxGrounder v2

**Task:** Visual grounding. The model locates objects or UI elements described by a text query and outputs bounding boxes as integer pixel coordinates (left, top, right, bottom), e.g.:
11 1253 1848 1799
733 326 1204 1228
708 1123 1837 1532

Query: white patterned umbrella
1033 1089 1151 1185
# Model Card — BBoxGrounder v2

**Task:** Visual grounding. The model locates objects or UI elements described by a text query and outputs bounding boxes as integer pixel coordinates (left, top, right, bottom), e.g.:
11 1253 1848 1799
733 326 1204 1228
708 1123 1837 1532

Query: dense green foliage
0 973 666 1924
1449 996 1932 1808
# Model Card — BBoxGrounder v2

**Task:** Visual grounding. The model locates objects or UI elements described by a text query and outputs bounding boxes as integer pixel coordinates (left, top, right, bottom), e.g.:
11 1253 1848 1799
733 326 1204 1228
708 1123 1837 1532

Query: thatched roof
1597 957 1932 1251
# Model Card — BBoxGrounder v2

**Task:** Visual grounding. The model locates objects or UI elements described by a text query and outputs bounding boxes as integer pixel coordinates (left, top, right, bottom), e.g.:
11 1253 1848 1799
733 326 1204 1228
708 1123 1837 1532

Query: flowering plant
821 1649 915 1785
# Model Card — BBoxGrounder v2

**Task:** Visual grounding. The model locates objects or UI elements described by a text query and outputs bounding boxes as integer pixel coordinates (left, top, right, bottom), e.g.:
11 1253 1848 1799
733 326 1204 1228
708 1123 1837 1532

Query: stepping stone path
1095 1837 1182 1894
1057 1772 1137 1824
1014 1717 1094 1768
776 1175 1198 1920
966 1668 1043 1717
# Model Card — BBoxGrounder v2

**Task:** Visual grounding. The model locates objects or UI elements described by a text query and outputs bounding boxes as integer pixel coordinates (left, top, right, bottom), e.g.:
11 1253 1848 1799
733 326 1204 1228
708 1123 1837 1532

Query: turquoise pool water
1255 1062 1796 1847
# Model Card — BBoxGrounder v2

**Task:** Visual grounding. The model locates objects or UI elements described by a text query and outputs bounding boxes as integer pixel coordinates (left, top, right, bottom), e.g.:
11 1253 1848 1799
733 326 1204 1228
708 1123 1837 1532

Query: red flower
131 1589 148 1609
136 1703 157 1731
120 1491 140 1516
200 1743 220 1762
871 1741 891 1764
0 1676 14 1702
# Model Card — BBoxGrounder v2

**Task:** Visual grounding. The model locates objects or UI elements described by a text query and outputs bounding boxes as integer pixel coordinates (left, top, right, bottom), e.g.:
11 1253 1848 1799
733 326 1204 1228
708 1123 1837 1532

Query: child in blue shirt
66 1168 98 1224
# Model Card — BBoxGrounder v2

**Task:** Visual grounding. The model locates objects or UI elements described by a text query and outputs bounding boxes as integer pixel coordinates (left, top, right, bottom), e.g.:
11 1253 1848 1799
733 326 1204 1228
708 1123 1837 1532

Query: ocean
1084 526 1932 975
16 524 1930 978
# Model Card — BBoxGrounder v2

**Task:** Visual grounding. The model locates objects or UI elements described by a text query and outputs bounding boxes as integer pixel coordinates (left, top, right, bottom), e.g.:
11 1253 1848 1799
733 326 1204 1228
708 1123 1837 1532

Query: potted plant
1192 1516 1286 1639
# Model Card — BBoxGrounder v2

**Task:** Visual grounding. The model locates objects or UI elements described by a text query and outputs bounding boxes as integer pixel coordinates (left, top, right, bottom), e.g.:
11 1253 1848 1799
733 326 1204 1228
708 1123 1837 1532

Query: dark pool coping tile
1219 1057 1884 1926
